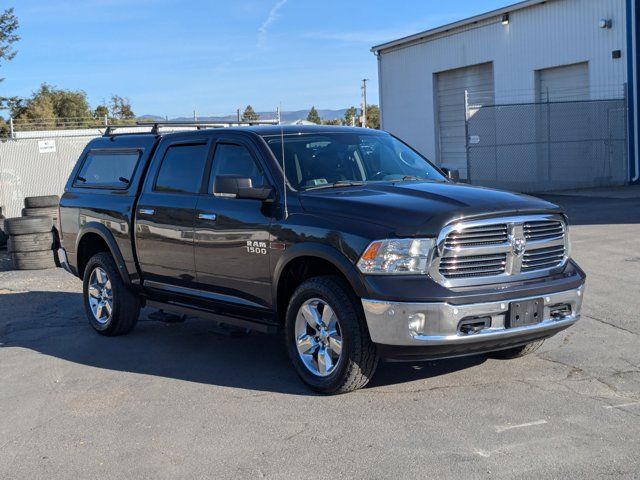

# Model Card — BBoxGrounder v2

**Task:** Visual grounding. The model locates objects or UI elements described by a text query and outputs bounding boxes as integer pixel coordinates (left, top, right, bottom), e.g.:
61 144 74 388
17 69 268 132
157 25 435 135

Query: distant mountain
140 109 349 124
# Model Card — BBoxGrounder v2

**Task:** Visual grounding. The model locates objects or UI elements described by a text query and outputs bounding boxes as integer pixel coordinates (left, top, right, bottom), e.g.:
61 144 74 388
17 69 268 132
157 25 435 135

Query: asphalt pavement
0 188 639 479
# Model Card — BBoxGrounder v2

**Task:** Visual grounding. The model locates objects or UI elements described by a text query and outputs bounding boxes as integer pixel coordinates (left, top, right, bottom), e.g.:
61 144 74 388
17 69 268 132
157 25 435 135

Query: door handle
198 213 217 221
139 208 155 215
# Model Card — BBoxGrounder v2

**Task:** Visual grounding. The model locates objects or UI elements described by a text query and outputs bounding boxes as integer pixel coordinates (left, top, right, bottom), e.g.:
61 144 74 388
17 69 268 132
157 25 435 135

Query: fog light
408 313 426 335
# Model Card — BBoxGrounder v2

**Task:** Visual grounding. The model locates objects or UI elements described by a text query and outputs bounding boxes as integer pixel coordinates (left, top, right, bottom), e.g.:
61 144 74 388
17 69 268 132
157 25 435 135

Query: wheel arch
272 243 367 325
75 223 130 285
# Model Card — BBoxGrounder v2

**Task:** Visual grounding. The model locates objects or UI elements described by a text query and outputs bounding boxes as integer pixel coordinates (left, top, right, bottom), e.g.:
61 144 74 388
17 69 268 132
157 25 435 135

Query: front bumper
362 285 583 360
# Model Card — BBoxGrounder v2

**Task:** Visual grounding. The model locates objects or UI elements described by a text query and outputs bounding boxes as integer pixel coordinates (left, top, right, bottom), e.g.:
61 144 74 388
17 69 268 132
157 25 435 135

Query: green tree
241 105 259 122
0 8 19 81
322 118 342 125
365 104 380 129
109 95 135 120
0 7 19 117
344 106 358 126
306 106 321 125
12 84 91 128
94 105 109 119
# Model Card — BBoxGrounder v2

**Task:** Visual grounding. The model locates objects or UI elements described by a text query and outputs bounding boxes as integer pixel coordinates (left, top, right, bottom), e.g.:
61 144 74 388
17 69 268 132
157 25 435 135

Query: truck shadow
0 291 485 395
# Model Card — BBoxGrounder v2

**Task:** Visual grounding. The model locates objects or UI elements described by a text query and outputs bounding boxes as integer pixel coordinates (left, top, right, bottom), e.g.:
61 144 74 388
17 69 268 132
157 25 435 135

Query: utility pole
237 108 241 123
361 78 368 128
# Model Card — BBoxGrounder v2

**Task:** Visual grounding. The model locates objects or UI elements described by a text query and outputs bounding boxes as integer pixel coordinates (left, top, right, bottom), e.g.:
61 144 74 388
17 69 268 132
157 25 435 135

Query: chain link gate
465 97 628 192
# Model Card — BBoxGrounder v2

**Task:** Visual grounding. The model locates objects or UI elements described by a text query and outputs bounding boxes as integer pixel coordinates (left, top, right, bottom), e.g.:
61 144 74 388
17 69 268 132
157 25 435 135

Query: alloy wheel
294 298 343 377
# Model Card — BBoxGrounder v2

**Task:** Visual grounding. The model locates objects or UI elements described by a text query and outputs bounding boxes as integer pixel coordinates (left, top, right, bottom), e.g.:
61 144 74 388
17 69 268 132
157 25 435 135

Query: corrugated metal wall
378 0 628 168
0 136 93 218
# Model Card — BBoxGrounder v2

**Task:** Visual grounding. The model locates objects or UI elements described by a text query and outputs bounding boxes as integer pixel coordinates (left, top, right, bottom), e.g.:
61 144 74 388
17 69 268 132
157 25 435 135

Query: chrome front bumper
362 286 583 348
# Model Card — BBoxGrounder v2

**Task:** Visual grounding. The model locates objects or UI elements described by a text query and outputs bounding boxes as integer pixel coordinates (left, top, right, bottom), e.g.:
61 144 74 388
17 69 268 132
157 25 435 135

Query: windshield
263 131 446 190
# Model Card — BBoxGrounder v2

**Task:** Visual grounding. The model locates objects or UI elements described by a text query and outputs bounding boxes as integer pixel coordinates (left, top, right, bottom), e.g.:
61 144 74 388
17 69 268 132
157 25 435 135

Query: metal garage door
537 62 589 102
436 62 494 179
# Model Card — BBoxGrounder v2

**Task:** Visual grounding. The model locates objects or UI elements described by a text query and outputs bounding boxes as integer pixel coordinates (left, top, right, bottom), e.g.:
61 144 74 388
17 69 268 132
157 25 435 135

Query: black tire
24 195 60 208
11 250 57 270
83 252 140 336
488 340 545 359
4 216 53 236
285 275 379 394
22 207 58 218
7 232 55 253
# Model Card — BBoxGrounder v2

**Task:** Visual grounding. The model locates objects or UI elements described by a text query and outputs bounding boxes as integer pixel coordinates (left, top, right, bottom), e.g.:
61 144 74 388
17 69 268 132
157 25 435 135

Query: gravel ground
0 190 639 479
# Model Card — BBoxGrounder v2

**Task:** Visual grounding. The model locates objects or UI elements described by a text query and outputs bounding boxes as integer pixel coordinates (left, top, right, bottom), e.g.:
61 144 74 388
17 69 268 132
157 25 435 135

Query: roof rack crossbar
101 120 280 137
135 120 280 134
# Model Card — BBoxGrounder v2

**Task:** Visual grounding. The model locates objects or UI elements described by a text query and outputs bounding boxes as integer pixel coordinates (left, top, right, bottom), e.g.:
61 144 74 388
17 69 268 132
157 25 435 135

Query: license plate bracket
507 298 544 328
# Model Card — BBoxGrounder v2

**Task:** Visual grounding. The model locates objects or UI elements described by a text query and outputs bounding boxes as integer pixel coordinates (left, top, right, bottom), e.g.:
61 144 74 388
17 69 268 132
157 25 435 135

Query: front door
135 137 210 288
194 136 274 310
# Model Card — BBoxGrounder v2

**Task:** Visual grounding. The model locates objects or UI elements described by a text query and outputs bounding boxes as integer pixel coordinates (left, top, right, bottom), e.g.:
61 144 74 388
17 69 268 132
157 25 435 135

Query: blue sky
3 0 512 117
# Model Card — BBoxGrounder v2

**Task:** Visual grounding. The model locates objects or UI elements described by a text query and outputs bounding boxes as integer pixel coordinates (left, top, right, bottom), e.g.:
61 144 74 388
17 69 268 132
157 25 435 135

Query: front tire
83 252 140 336
285 276 379 394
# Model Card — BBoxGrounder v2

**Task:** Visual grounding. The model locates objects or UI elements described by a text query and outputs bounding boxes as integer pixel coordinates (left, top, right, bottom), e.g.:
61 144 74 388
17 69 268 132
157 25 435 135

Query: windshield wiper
304 180 367 191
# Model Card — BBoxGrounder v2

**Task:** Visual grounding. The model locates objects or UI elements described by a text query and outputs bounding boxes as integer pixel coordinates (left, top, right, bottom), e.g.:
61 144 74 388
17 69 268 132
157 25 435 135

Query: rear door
135 136 210 288
193 134 274 311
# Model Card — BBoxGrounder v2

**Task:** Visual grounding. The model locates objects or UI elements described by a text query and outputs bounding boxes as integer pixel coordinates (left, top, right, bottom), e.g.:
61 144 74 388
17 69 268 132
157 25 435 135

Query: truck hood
298 181 561 237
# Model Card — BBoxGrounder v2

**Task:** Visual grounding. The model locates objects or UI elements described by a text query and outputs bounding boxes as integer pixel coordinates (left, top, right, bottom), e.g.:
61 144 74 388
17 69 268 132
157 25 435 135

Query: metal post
9 117 14 139
361 79 368 128
276 106 281 125
546 87 552 181
464 90 471 183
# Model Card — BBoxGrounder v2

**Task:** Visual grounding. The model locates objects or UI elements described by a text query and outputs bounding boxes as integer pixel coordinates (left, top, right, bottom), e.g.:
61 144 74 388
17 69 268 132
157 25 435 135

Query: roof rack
102 119 280 137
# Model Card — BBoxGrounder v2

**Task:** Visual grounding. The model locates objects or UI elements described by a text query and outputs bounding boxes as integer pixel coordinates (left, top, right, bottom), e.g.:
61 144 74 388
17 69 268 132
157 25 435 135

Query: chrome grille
431 214 569 287
522 245 566 271
444 224 508 248
524 220 564 241
439 253 507 278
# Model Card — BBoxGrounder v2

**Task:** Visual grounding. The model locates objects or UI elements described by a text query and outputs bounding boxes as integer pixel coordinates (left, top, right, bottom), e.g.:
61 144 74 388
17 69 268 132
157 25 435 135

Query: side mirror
214 175 274 201
441 167 460 183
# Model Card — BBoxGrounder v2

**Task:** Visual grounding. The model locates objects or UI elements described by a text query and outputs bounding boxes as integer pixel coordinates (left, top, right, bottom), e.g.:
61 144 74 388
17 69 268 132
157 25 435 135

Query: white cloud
257 0 288 48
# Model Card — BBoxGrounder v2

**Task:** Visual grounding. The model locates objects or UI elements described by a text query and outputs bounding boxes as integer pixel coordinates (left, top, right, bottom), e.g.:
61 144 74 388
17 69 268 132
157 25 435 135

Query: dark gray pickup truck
58 124 585 393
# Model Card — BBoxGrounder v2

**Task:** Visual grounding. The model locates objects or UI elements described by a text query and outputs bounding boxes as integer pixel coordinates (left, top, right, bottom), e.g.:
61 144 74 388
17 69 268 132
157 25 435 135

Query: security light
501 13 510 25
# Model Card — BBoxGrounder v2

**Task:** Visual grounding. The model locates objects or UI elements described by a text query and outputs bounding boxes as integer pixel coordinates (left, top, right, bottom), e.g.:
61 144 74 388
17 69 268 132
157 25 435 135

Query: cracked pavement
0 190 639 479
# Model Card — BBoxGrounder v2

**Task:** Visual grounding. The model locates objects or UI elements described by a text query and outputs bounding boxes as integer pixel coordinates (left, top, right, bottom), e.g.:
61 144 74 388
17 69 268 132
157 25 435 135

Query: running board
145 300 278 334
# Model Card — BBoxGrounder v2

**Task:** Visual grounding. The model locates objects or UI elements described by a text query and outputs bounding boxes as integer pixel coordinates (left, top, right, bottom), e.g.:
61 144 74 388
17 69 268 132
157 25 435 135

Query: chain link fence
466 98 628 192
0 111 281 218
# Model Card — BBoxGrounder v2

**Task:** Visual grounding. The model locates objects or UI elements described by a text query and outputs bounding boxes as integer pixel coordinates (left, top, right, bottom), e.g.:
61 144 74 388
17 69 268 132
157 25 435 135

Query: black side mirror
441 167 460 183
214 175 274 201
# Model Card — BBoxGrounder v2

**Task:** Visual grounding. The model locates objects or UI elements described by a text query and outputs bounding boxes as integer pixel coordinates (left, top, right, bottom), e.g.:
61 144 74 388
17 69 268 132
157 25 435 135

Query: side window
155 143 209 193
76 151 140 188
210 143 266 193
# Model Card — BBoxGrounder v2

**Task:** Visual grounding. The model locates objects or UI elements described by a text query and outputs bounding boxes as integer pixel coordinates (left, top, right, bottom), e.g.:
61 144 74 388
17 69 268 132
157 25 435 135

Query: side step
145 300 278 334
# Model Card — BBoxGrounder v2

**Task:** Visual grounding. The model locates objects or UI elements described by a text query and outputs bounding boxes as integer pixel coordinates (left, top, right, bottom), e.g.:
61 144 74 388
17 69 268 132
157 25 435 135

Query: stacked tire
22 195 60 225
5 216 58 270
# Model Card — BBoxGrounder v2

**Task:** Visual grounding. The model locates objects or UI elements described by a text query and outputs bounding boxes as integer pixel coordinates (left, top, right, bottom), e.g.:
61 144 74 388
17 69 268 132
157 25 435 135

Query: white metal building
372 0 639 190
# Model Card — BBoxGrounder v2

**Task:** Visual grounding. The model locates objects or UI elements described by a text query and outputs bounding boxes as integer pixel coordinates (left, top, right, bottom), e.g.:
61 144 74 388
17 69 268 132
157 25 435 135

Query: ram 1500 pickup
58 124 585 393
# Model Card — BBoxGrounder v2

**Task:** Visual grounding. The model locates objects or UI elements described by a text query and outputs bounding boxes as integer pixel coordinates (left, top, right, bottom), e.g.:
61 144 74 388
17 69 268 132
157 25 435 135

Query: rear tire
83 252 140 336
488 340 545 359
285 275 379 394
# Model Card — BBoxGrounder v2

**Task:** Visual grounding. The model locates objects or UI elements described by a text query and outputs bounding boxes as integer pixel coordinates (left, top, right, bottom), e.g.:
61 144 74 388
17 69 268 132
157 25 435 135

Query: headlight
357 238 435 275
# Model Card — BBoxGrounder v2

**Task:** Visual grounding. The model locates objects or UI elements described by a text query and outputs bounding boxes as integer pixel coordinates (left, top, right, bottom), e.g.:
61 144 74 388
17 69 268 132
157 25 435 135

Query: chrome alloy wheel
87 267 113 324
294 298 343 377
